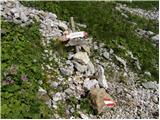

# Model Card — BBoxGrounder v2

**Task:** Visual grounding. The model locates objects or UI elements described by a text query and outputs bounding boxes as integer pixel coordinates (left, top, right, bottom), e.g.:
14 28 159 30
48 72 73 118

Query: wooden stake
70 17 79 52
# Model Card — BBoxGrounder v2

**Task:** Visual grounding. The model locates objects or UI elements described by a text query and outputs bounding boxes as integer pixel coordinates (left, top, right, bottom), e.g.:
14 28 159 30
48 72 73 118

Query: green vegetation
21 1 159 81
1 20 52 118
80 97 97 115
125 11 158 34
120 1 159 10
1 1 159 119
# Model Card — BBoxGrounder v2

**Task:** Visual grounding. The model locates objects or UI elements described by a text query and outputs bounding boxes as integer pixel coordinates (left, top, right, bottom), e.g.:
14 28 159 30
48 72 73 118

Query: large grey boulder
97 65 108 90
73 52 90 64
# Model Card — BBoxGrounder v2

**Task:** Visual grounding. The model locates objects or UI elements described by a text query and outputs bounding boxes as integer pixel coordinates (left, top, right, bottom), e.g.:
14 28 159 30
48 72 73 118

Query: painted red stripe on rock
105 103 115 107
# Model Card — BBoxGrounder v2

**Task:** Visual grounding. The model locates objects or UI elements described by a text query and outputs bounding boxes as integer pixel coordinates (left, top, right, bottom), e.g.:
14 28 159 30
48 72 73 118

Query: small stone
93 43 98 50
78 111 89 119
148 31 154 36
68 53 74 60
38 80 43 85
76 104 80 109
58 21 68 31
14 12 20 18
73 52 90 64
86 61 95 76
76 23 87 28
121 13 128 18
126 93 132 99
48 12 57 19
44 49 48 53
46 64 52 70
70 108 75 113
66 109 70 116
99 43 105 48
52 92 63 102
142 81 158 90
20 12 28 22
115 55 127 71
10 8 17 14
38 86 47 94
60 67 73 76
70 116 75 119
81 44 91 54
95 59 100 64
152 96 158 104
65 88 74 95
144 71 151 77
151 34 159 43
34 15 40 22
51 81 59 88
54 114 60 119
72 61 87 73
57 76 64 81
109 49 114 54
103 51 110 59
83 78 98 91
66 60 73 66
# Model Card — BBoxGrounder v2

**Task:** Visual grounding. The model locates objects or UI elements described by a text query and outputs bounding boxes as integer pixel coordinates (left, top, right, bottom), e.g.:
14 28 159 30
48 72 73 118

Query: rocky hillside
1 0 159 119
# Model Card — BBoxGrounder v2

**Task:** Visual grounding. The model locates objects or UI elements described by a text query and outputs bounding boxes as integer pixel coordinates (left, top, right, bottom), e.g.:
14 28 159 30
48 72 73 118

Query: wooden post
70 17 79 52
70 17 76 32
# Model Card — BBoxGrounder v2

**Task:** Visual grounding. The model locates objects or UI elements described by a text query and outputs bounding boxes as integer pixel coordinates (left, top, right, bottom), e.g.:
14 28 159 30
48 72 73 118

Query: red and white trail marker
103 98 116 108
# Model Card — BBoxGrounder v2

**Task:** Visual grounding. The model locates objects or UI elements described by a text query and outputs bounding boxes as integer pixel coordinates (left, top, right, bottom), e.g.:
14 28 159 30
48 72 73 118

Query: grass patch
120 1 159 10
126 12 159 34
1 20 52 118
80 97 97 115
